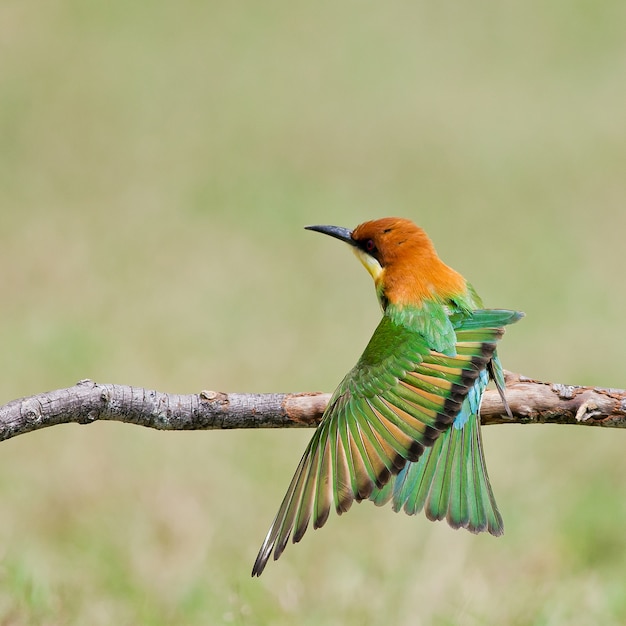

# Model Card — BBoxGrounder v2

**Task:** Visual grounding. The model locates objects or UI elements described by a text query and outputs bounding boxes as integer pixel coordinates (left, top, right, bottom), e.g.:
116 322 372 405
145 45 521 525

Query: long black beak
305 224 356 246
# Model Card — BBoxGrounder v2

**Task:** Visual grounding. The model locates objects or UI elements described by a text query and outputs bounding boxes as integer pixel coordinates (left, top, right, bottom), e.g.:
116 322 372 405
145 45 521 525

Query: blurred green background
1 1 626 624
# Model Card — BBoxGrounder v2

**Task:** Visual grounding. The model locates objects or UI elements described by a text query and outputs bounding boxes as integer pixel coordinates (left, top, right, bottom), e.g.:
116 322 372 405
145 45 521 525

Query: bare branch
1 372 625 443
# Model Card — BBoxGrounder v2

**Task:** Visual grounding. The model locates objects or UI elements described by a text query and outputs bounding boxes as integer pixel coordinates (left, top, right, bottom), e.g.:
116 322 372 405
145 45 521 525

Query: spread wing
252 309 520 576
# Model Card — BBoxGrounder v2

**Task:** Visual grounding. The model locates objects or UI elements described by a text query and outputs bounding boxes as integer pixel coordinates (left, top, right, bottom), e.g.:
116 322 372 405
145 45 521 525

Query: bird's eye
365 239 376 252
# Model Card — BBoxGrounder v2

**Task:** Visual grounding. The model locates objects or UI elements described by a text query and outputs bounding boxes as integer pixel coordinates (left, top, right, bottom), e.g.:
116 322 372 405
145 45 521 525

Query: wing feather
313 429 333 530
331 416 354 515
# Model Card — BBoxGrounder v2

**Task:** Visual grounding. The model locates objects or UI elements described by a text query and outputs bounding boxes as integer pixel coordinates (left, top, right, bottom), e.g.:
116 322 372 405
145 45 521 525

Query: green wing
368 313 522 534
252 310 518 576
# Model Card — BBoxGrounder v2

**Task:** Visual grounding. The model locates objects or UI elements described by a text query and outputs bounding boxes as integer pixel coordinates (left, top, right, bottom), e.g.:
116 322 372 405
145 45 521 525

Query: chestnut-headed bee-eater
252 217 523 576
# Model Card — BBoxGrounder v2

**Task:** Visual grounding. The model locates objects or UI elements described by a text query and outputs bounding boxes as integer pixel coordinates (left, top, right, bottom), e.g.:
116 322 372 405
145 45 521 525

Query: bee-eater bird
252 217 523 576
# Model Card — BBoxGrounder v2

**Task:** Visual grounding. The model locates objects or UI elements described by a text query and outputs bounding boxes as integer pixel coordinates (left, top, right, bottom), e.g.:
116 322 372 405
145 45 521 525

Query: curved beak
304 224 356 246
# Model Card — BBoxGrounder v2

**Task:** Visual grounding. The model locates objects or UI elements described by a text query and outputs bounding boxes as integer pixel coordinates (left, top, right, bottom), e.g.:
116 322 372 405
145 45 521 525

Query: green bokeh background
1 1 626 624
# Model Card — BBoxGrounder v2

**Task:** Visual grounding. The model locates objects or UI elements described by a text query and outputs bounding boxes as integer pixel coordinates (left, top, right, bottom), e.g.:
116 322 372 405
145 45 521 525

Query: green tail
370 371 503 535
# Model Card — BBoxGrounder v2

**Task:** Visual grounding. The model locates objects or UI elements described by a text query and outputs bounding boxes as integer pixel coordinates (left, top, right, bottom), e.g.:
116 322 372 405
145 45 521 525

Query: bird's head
305 217 439 282
305 217 466 307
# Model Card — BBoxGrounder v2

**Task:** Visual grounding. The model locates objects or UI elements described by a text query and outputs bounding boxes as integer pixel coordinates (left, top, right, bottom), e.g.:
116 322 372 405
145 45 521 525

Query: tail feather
369 393 503 536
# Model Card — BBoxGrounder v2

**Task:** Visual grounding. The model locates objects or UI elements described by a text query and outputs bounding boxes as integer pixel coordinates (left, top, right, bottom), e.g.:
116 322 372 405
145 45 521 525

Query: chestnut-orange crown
352 217 438 268
351 217 467 305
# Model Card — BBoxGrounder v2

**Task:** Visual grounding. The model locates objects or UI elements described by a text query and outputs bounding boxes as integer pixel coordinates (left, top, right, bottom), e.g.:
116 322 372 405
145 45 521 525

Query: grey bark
1 372 625 442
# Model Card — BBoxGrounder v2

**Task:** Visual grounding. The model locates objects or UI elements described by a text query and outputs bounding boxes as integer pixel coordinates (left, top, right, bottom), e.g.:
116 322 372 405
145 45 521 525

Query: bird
251 217 523 576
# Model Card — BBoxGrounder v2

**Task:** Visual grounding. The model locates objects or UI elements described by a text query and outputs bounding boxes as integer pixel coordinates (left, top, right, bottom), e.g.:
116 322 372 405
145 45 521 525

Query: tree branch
1 372 625 442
